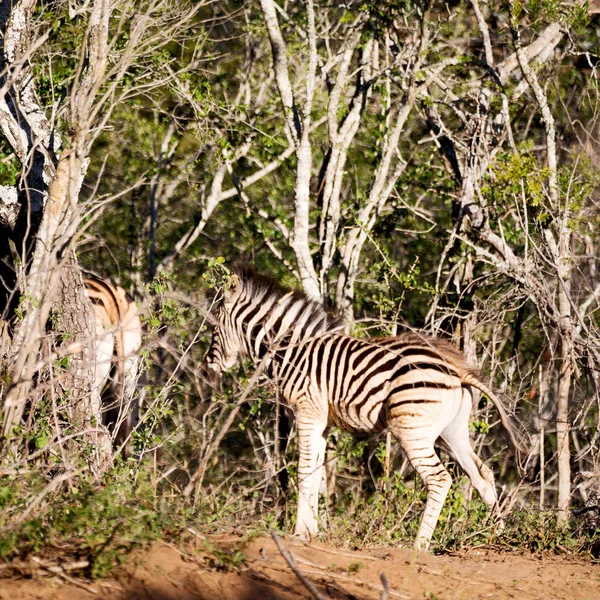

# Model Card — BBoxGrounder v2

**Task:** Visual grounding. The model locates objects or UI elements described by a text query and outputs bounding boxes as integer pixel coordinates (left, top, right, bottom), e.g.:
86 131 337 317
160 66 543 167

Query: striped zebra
204 268 519 550
84 274 143 454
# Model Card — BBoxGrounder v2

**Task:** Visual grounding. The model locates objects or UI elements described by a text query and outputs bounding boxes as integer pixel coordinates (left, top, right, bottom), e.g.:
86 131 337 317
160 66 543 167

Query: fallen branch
30 557 90 574
0 557 98 594
289 540 378 561
270 531 327 600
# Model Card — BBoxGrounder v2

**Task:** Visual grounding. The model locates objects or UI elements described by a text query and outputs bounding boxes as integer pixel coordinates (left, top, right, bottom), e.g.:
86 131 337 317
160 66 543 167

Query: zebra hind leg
441 388 499 517
393 425 452 551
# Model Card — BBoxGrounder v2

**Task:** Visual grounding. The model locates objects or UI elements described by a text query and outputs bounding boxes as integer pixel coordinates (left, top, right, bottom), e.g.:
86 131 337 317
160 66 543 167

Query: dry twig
380 573 390 600
270 531 327 600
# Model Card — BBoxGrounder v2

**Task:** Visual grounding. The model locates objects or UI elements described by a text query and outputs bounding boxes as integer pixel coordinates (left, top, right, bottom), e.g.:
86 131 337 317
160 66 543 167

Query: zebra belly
328 383 391 433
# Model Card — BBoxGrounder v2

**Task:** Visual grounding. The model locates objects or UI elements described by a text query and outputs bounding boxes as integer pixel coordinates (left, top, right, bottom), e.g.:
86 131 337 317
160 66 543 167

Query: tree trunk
556 341 572 519
55 253 102 415
556 245 573 521
0 1 112 471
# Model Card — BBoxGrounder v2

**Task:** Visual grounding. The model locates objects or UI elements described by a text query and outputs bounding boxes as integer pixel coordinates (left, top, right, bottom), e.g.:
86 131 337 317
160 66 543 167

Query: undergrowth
0 463 167 578
323 472 599 555
1 461 598 582
1 440 598 581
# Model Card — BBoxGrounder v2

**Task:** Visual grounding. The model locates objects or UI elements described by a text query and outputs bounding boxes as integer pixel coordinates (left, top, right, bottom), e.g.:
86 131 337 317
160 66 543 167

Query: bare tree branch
259 0 301 145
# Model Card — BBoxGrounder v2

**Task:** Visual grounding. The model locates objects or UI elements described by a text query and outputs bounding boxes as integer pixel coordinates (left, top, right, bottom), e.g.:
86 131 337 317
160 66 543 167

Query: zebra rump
204 267 520 550
85 274 143 456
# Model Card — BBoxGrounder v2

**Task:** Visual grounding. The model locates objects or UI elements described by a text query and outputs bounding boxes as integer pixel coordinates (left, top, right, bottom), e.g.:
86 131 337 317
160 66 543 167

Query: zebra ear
224 273 241 306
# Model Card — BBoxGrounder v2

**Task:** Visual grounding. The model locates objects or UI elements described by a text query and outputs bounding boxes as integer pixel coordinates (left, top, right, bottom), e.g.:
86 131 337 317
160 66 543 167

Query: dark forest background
1 0 600 571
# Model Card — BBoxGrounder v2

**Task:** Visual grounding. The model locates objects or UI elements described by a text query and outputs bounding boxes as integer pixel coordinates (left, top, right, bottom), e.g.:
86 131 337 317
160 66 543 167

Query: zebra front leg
294 417 327 539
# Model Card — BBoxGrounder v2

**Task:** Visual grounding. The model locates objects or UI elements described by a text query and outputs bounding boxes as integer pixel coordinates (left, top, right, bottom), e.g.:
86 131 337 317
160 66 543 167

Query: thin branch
270 531 327 600
183 346 275 498
470 0 494 67
510 9 558 207
497 22 563 84
580 281 600 316
259 0 301 145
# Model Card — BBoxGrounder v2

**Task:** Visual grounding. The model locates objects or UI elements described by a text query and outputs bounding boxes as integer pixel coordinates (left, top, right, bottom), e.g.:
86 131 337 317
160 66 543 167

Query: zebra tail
465 375 529 470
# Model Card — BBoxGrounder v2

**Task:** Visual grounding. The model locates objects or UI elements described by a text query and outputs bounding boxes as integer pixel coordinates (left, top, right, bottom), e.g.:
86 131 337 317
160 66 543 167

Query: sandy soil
1 534 599 600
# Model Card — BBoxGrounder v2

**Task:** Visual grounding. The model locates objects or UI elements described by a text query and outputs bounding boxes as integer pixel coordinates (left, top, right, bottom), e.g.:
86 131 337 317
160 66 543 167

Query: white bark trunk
259 0 301 145
319 36 372 294
510 3 571 519
259 0 320 298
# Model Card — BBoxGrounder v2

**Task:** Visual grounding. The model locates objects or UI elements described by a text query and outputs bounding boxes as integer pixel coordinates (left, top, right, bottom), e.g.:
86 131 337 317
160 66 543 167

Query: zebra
84 274 143 454
203 267 520 551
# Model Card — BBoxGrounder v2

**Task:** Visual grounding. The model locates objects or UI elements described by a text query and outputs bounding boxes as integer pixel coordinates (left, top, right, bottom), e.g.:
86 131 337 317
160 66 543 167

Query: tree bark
55 252 101 422
55 251 111 472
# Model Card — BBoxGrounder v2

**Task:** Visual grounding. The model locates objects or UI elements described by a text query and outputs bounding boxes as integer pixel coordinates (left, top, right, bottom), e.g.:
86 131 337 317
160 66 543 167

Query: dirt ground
1 534 599 600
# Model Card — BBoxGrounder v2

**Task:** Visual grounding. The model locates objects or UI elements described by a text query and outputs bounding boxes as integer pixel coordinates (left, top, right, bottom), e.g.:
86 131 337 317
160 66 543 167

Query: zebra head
203 267 337 388
204 273 247 377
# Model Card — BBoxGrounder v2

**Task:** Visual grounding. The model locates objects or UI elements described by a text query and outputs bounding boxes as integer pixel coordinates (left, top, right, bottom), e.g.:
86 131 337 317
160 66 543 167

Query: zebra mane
231 265 342 331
